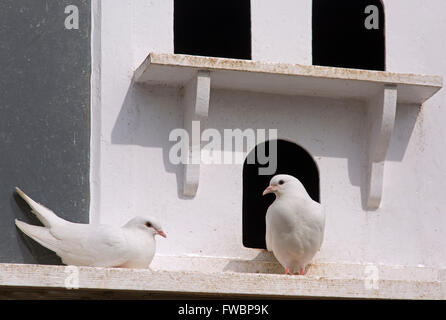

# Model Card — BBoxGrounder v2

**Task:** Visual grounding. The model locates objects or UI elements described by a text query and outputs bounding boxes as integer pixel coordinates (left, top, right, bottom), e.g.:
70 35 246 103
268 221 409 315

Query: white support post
182 70 211 197
366 85 397 209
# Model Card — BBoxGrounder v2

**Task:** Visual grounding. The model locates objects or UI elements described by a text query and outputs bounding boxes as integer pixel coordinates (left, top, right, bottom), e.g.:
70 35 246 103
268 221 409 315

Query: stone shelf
0 262 444 299
134 53 443 207
134 53 441 104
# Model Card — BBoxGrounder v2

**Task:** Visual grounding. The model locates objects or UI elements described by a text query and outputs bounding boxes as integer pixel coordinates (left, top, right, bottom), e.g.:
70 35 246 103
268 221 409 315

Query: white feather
15 188 164 268
264 175 325 274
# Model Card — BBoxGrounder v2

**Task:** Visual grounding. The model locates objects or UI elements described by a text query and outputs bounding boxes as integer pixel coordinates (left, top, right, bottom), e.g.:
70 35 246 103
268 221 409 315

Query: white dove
263 174 325 275
14 187 166 268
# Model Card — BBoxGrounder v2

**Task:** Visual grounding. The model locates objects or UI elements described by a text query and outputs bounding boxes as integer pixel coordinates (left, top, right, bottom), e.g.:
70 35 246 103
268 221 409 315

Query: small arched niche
312 0 385 71
242 139 320 249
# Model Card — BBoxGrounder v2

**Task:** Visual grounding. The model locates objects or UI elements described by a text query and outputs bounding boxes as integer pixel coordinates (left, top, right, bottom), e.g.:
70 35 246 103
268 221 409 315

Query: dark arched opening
174 0 251 60
242 139 320 249
312 0 385 71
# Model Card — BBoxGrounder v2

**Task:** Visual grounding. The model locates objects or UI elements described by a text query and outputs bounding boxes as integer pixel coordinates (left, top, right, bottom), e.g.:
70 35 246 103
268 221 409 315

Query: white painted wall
251 0 312 64
91 0 446 273
376 0 446 267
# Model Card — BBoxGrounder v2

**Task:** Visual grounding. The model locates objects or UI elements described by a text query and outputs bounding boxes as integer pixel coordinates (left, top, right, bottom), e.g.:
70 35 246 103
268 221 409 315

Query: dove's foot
288 268 306 276
285 267 305 275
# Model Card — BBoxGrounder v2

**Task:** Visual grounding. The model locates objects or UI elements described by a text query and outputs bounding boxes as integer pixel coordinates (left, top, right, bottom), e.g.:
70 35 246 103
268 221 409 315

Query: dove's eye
145 222 153 228
278 180 285 185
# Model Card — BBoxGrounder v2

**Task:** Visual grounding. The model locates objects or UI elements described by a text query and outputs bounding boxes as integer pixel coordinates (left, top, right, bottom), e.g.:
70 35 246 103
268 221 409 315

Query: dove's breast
119 229 156 269
266 196 325 272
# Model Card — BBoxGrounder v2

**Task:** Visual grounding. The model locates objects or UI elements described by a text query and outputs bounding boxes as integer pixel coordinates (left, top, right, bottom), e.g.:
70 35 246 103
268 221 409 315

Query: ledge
134 53 443 206
0 262 445 299
134 53 442 104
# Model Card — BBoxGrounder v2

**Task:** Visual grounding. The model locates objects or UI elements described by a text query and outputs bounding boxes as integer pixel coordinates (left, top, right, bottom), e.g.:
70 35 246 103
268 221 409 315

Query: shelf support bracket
366 85 397 209
182 70 211 197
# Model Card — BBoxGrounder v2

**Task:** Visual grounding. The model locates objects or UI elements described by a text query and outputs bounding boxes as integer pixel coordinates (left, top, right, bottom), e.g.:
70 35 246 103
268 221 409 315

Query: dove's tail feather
15 187 67 228
15 219 60 254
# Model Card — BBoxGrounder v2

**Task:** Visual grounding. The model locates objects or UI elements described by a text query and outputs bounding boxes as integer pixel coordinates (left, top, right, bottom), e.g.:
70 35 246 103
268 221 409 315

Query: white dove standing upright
263 174 325 275
14 187 166 268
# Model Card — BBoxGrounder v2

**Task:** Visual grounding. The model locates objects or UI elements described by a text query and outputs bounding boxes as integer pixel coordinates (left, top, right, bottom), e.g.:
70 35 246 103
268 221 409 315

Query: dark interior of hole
174 0 251 60
242 140 320 249
312 0 385 71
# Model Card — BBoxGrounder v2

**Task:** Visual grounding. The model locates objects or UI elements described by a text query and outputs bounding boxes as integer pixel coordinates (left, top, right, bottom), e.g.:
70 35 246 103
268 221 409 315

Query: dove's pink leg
300 268 305 275
285 267 290 275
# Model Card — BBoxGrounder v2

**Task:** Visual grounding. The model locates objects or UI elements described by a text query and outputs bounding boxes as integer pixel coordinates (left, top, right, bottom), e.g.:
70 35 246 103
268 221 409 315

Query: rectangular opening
174 0 251 60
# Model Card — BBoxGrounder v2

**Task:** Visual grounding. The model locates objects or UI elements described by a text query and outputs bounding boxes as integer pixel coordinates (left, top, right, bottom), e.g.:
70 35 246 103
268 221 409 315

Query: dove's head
262 174 308 198
124 216 167 238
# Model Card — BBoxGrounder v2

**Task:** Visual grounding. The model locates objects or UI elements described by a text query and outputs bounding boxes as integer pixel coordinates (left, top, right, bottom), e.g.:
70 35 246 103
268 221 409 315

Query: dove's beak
157 230 167 238
262 185 276 196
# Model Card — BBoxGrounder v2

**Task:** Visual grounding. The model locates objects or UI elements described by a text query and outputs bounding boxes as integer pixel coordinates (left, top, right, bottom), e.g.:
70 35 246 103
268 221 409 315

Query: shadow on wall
111 85 419 210
222 251 283 274
111 81 186 199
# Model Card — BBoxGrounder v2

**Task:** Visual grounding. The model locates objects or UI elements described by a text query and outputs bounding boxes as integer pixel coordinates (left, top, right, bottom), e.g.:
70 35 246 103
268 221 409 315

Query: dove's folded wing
49 224 132 267
265 222 273 252
265 210 273 252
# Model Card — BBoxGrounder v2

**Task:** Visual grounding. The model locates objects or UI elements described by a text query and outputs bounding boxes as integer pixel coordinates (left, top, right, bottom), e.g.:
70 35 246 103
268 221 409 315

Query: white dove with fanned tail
263 174 325 275
14 187 166 268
